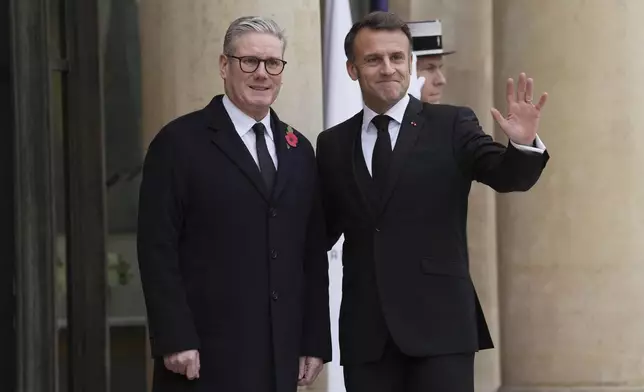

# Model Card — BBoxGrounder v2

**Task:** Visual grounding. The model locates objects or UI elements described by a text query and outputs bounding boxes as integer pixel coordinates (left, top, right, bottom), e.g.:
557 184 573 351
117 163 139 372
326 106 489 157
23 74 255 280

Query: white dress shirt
222 94 278 169
360 95 546 175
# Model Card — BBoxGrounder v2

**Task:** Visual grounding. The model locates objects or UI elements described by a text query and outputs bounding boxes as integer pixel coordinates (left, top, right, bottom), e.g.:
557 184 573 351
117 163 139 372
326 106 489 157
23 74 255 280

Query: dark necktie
371 114 392 190
252 122 276 192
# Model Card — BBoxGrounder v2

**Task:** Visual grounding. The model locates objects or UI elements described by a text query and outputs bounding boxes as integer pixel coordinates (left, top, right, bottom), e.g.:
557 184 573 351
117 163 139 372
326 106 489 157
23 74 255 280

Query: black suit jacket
137 95 331 392
316 96 549 366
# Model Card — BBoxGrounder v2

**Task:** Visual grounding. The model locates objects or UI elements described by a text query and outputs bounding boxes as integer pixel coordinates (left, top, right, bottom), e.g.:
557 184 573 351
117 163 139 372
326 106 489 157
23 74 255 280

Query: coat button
271 290 279 301
269 208 277 218
270 249 278 259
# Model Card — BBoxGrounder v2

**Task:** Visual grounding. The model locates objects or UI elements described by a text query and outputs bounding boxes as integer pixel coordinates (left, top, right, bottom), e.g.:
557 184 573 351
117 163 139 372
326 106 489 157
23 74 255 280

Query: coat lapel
206 95 270 201
271 111 295 201
378 97 424 215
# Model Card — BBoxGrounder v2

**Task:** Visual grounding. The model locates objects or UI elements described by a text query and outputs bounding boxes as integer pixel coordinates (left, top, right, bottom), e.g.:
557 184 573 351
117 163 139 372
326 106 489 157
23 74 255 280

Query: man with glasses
137 16 331 392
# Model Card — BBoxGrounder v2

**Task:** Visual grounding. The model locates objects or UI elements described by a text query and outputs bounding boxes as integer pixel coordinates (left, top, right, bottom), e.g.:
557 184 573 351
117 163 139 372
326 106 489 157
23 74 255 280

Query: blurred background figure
406 20 454 104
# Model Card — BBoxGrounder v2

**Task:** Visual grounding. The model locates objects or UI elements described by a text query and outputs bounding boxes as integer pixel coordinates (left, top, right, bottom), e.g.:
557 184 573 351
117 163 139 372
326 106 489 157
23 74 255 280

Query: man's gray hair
223 16 287 56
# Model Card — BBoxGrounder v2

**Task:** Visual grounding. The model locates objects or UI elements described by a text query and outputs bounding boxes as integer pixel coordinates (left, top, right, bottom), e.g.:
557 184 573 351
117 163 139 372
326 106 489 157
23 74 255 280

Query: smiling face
346 27 412 114
219 32 284 120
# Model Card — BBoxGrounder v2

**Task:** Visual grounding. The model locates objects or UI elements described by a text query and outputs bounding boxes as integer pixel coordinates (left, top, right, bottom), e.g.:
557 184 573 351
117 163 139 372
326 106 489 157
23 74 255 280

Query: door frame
7 0 110 390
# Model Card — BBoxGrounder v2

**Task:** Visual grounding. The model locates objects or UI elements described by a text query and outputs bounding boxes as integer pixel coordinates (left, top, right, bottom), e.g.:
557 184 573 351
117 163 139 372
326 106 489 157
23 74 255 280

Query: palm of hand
491 73 548 145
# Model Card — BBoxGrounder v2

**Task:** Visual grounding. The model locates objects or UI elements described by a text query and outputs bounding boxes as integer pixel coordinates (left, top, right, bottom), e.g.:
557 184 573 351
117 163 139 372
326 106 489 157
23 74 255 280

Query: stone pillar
139 0 324 147
495 1 644 390
138 1 326 390
389 1 500 391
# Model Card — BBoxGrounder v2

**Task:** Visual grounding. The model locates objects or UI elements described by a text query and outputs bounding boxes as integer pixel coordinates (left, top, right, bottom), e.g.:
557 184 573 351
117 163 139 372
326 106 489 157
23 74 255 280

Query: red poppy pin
285 125 298 149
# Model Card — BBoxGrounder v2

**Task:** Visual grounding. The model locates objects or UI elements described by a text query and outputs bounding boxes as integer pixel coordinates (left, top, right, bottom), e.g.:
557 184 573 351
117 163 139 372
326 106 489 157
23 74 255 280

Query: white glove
406 53 426 100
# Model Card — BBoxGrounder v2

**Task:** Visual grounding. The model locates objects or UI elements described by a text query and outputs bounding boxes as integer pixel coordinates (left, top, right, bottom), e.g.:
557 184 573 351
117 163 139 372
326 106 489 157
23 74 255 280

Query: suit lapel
271 111 295 201
206 95 270 201
378 97 424 215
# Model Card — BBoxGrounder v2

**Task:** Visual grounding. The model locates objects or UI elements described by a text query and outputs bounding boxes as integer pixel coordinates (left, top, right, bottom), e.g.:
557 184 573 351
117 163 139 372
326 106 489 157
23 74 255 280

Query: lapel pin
411 121 417 127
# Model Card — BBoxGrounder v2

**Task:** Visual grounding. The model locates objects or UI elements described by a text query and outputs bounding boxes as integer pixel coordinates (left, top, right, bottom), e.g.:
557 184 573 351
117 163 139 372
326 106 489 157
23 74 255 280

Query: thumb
298 357 306 380
185 355 199 380
490 107 505 126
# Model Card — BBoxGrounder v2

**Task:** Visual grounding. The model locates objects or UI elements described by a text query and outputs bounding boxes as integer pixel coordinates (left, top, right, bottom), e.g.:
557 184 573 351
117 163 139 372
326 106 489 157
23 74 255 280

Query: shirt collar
361 94 410 132
222 94 273 140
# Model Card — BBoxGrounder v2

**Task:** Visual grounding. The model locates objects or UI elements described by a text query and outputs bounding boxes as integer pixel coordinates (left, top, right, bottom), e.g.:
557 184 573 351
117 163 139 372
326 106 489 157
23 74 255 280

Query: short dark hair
344 11 412 62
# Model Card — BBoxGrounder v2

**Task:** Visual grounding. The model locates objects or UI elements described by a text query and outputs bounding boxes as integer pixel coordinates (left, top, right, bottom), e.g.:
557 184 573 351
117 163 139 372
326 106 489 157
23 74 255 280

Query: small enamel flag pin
411 121 417 126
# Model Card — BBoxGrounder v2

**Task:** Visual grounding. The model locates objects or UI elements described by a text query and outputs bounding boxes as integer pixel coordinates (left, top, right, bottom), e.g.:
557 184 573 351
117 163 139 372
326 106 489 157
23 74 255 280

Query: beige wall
495 1 644 390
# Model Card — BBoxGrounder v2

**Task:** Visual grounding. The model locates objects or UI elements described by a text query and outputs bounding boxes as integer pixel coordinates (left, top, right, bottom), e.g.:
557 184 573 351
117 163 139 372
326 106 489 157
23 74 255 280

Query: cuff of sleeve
511 134 546 154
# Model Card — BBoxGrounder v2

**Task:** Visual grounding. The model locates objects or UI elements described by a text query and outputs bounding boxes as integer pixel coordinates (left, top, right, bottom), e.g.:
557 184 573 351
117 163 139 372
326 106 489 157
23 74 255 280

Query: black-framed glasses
227 55 287 76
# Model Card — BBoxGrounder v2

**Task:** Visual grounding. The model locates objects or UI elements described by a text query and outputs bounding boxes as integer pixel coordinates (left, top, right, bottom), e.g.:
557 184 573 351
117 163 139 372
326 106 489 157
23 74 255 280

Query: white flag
323 0 363 129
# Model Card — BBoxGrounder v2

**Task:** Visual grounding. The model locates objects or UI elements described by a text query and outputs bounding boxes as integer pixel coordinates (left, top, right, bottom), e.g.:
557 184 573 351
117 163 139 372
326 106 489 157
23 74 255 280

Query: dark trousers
343 336 474 392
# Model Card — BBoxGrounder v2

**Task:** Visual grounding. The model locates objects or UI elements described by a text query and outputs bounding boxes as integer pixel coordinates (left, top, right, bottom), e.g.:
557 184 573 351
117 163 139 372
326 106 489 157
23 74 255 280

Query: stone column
495 1 644 391
139 0 324 147
389 1 501 391
138 1 326 390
